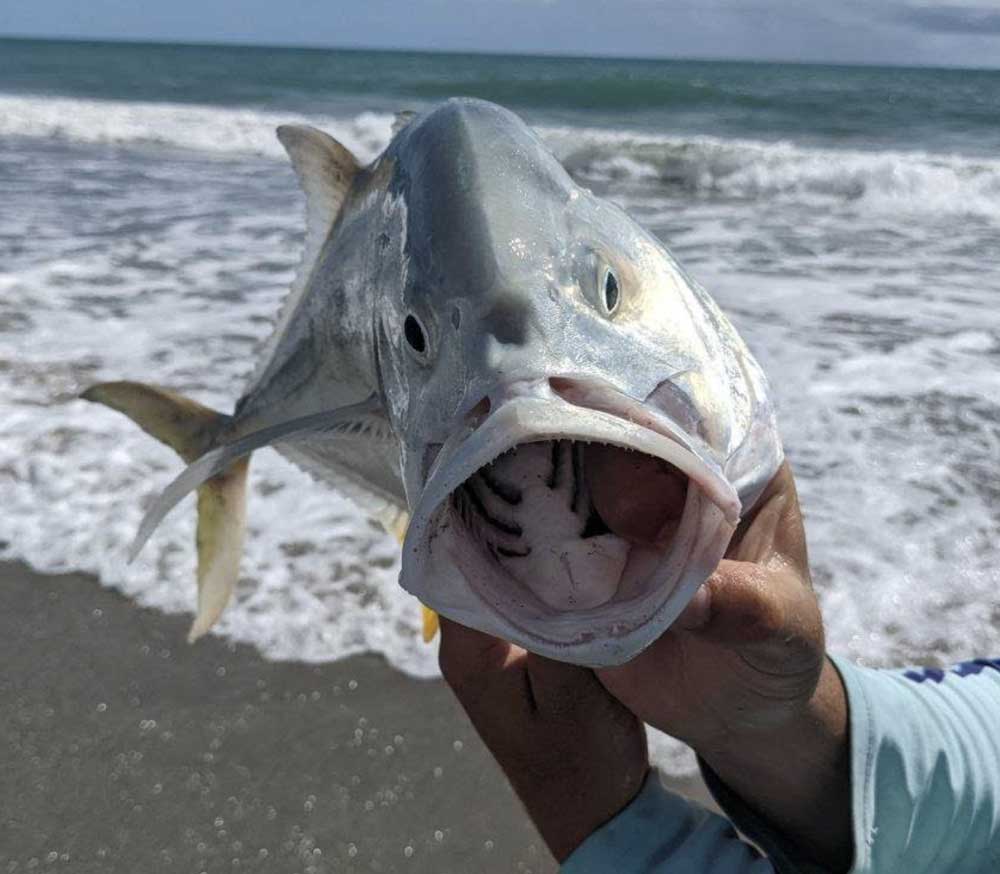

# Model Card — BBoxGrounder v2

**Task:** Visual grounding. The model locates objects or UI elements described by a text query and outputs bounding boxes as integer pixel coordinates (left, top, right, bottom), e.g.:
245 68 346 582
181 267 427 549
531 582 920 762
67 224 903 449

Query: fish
82 98 783 667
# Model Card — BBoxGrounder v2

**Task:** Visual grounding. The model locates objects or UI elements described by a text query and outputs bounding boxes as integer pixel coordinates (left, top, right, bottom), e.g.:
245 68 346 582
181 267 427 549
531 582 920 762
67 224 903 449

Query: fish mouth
400 376 740 666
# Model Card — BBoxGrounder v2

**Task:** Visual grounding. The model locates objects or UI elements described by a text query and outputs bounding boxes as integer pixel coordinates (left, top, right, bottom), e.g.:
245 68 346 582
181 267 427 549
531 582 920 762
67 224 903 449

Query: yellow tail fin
386 514 439 643
81 381 248 641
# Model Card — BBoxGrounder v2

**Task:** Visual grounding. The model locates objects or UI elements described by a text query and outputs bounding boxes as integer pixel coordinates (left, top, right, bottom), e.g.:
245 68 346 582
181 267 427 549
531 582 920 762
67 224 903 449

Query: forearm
698 657 852 872
695 655 1000 874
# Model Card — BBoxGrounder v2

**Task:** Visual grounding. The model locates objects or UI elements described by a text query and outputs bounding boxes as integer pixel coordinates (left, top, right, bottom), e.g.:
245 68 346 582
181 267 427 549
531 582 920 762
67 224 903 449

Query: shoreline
1 560 711 872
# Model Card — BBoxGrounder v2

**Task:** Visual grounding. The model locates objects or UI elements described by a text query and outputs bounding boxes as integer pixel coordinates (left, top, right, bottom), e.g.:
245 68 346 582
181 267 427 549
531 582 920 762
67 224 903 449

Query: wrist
701 655 843 761
696 656 852 871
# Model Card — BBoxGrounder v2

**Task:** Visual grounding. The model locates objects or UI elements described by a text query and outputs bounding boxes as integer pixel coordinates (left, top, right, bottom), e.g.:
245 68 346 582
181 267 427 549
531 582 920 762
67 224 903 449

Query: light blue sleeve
563 655 1000 874
701 656 1000 873
831 655 1000 873
561 770 774 874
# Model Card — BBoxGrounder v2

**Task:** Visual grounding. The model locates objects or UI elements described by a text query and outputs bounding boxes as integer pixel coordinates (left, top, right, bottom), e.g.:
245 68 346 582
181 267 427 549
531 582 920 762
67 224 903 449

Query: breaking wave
3 93 999 218
551 129 1000 218
0 93 395 163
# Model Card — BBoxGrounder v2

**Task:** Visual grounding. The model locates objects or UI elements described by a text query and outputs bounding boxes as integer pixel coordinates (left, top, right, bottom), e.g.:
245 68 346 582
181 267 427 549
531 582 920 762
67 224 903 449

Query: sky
2 0 1000 68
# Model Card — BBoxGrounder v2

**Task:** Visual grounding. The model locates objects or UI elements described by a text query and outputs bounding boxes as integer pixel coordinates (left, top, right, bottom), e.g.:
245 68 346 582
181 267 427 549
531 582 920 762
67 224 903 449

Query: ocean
2 38 999 769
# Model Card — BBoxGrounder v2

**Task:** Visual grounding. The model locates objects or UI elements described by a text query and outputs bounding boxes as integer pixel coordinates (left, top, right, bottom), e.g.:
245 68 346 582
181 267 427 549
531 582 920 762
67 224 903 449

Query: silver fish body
94 98 782 667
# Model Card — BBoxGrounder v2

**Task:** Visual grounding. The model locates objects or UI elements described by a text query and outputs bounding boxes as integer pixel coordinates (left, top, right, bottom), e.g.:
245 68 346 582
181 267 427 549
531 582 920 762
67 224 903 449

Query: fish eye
404 313 428 358
602 268 620 315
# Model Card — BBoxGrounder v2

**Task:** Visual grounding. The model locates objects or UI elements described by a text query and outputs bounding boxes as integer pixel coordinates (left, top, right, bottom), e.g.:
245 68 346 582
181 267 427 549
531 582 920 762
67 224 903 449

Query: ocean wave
3 85 998 780
4 93 1000 218
550 128 1000 218
0 94 395 163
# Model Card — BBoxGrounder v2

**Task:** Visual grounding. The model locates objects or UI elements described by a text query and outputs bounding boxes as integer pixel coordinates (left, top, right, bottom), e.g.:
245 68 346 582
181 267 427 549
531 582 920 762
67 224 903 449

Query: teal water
2 37 999 154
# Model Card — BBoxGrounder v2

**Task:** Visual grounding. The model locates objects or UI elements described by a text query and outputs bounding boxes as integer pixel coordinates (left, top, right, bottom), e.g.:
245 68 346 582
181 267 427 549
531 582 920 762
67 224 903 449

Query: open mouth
452 441 689 612
400 376 741 664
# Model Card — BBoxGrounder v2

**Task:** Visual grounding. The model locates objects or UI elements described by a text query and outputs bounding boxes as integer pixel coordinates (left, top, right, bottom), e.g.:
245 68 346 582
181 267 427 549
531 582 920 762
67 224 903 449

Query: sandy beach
1 562 711 873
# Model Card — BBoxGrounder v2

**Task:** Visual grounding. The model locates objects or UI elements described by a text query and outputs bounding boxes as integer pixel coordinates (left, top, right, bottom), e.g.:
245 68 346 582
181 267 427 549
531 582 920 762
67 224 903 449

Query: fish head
374 99 781 666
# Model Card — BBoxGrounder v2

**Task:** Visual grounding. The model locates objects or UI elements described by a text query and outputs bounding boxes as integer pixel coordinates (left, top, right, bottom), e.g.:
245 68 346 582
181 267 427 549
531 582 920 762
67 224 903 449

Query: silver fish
83 98 782 667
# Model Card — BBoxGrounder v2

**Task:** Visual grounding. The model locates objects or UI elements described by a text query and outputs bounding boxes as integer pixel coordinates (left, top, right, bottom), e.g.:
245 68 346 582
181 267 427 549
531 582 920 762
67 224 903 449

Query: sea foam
2 90 998 777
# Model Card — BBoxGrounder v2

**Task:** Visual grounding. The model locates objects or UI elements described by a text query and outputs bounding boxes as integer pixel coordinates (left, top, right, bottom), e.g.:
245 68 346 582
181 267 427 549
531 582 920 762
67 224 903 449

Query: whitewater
2 73 998 771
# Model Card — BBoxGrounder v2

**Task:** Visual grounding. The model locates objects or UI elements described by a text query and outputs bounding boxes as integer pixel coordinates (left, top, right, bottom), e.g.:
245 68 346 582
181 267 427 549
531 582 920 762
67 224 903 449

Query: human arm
596 461 851 871
442 459 1000 872
592 460 1000 873
438 617 776 871
558 651 1000 874
439 459 845 869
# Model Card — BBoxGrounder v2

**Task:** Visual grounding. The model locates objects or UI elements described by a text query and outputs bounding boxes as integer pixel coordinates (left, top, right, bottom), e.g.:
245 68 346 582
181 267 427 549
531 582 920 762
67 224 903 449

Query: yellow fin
379 507 410 544
81 381 221 463
82 380 249 642
381 509 438 644
421 605 440 643
189 456 249 642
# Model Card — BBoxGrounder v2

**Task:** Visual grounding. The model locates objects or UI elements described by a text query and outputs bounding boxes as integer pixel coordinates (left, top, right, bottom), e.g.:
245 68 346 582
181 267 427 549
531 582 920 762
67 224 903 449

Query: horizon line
1 31 998 74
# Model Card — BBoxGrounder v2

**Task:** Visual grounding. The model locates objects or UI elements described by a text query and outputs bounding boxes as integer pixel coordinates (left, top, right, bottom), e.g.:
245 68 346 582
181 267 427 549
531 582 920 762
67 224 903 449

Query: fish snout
459 375 555 432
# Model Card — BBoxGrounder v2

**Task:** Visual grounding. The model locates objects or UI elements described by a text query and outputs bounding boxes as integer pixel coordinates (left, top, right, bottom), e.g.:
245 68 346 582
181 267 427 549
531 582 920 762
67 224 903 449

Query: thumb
680 560 785 644
683 558 824 667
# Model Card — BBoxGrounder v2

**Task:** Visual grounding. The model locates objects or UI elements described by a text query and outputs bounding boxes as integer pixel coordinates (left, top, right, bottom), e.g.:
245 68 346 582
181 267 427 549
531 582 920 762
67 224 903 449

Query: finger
438 616 512 681
630 560 788 647
769 462 809 570
695 559 788 646
674 584 712 631
596 627 676 709
438 617 537 733
525 653 609 717
585 444 687 545
727 461 809 575
598 560 820 700
526 653 649 789
689 559 824 672
438 616 525 704
670 559 819 651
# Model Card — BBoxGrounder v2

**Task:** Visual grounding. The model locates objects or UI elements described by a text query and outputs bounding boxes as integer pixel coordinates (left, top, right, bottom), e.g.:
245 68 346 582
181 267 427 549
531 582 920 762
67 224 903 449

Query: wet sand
0 562 711 873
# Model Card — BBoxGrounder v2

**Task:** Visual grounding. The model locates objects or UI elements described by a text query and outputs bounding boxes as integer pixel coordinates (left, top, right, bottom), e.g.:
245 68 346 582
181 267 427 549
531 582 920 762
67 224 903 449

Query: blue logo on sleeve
904 659 1000 684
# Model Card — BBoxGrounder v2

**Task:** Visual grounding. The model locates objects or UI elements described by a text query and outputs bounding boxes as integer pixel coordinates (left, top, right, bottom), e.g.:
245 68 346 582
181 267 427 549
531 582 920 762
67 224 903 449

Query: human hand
438 619 649 862
597 460 826 749
596 460 851 870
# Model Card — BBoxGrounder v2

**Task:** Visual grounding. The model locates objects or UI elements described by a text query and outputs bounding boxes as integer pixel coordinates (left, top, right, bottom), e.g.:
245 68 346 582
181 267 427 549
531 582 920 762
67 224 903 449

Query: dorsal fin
391 111 417 137
242 126 361 392
276 124 360 282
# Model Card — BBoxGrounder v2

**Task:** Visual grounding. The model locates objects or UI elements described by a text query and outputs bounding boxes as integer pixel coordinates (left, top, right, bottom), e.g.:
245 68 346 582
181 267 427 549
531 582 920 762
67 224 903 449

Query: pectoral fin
80 381 222 463
386 511 438 643
189 456 249 641
82 381 250 642
421 605 440 643
127 399 386 562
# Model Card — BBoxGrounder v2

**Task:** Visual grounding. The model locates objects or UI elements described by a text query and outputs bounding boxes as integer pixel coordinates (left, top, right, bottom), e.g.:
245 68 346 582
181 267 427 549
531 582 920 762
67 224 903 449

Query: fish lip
548 374 740 522
418 375 740 528
400 375 741 665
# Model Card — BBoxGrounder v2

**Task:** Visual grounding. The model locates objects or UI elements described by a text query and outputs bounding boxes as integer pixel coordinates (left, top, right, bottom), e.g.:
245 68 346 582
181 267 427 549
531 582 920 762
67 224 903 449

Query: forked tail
81 381 248 642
